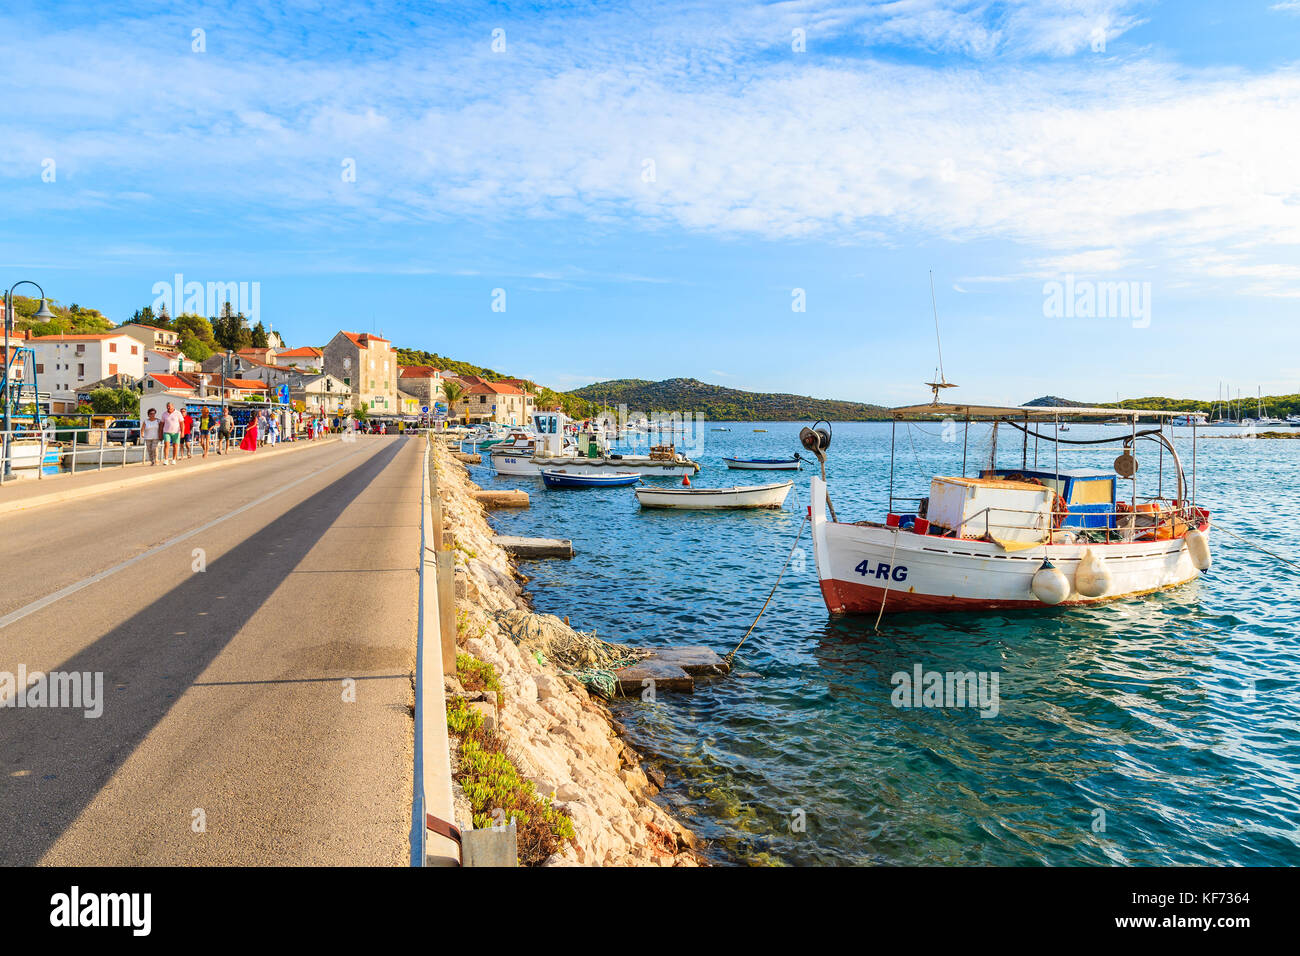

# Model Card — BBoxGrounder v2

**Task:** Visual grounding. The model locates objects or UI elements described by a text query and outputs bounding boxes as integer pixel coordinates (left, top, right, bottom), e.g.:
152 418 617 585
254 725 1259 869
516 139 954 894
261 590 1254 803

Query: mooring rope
724 513 809 667
873 528 903 633
1211 523 1300 573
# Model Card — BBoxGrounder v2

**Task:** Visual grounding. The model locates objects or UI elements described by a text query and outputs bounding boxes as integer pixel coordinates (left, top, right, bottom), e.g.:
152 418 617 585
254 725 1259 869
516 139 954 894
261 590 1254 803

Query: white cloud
3 0 1299 295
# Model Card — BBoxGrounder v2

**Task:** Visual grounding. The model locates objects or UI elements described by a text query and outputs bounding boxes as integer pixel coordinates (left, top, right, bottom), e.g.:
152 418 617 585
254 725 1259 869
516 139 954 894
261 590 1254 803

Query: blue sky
3 0 1300 406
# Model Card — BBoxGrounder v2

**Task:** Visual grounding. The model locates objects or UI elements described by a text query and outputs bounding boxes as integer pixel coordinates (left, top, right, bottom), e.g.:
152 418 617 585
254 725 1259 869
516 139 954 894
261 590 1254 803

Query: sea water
478 421 1300 866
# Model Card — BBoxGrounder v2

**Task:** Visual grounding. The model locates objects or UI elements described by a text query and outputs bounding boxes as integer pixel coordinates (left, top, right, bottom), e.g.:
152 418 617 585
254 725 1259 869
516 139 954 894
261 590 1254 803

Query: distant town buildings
10 312 537 424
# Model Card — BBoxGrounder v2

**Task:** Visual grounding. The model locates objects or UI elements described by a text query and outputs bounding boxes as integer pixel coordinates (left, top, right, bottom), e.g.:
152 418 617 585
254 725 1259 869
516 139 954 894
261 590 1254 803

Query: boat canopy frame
883 402 1201 520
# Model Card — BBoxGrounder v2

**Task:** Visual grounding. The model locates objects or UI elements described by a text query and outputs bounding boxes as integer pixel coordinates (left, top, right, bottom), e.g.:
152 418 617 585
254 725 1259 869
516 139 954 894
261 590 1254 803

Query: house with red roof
455 379 533 426
397 364 446 410
323 331 397 413
274 346 323 371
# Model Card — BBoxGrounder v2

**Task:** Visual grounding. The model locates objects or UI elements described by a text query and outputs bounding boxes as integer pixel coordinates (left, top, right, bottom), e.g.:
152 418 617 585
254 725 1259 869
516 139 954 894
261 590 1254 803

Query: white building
29 332 146 413
115 323 181 351
145 349 197 376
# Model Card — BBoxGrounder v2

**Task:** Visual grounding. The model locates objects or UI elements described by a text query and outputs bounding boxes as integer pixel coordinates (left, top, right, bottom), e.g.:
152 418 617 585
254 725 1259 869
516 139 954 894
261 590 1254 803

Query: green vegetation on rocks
445 695 575 864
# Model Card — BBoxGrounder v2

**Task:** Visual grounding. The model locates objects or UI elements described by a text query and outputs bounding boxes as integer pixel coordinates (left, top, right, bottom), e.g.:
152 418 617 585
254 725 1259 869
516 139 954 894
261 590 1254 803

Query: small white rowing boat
635 480 793 510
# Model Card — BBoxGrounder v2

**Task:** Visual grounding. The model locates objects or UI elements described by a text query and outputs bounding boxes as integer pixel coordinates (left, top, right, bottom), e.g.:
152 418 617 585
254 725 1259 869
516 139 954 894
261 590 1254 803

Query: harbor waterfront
481 421 1300 866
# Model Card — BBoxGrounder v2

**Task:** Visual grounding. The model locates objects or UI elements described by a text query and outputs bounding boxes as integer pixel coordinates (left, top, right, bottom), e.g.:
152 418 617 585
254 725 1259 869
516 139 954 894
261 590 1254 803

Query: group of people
139 404 293 465
140 403 235 465
138 405 404 466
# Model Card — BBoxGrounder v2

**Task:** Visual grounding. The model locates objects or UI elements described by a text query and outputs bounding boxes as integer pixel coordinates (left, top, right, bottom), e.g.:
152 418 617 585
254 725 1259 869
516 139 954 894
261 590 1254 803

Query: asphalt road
0 435 421 865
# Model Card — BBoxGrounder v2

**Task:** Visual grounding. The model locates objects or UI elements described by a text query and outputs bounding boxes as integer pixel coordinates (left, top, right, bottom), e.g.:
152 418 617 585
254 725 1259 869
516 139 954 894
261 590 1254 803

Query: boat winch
1074 549 1113 598
1030 559 1071 605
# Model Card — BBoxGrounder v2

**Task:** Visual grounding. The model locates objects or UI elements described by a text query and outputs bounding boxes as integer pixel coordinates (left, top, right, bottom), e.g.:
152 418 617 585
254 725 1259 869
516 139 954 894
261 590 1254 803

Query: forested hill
565 377 890 421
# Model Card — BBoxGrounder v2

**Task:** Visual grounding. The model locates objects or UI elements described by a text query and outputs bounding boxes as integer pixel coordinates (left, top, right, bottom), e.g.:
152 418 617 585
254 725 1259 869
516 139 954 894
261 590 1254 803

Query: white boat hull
636 480 792 509
492 452 699 477
809 478 1207 615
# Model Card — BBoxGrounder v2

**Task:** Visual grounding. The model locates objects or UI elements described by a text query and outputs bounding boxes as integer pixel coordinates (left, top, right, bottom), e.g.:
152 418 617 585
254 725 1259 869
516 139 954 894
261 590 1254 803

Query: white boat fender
1184 527 1212 571
1074 548 1112 598
1031 559 1071 605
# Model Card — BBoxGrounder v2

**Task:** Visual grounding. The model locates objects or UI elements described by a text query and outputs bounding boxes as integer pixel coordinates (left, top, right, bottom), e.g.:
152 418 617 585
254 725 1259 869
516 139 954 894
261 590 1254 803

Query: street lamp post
220 348 231 424
3 281 56 476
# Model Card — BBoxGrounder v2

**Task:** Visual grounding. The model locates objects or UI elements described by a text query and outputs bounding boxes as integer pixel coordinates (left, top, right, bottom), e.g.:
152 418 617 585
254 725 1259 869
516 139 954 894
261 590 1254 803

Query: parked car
106 418 142 445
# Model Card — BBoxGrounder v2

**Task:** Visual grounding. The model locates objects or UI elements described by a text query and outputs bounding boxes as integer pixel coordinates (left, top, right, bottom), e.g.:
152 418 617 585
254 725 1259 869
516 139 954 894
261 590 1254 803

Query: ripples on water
480 422 1300 866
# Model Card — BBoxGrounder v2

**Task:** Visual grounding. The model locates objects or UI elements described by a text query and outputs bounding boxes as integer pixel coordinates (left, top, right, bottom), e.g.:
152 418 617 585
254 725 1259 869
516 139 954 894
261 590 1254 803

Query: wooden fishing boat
802 398 1213 616
722 454 802 470
635 480 792 510
541 469 641 489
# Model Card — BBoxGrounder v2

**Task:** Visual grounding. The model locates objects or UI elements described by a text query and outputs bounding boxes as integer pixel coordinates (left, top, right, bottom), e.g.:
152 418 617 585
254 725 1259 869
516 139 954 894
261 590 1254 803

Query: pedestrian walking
240 414 259 452
219 410 234 454
141 408 163 465
161 402 183 465
199 408 211 458
182 409 195 459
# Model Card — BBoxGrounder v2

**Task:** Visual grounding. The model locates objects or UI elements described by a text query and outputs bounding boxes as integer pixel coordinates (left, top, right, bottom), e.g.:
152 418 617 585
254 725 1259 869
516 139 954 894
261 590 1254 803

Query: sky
2 0 1299 407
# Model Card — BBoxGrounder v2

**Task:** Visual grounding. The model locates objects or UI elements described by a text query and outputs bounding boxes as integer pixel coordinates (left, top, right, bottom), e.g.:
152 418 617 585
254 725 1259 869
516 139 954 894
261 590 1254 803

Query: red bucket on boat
886 513 900 528
913 517 930 535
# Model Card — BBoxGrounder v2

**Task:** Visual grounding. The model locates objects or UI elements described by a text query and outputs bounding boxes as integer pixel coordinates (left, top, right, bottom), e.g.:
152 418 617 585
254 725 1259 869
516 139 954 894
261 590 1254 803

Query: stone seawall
432 441 698 866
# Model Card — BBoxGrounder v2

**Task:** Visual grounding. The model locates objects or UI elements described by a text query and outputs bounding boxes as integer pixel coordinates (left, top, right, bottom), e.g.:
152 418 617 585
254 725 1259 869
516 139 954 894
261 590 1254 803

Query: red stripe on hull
817 577 1183 615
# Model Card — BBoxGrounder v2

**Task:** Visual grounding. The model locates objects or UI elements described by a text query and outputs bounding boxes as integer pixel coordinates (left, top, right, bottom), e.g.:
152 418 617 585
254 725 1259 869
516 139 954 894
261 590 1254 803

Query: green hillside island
565 377 890 421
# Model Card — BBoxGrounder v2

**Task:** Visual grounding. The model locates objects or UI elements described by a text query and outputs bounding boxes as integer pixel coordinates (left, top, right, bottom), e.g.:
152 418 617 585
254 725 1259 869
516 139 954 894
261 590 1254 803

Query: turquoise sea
477 421 1300 866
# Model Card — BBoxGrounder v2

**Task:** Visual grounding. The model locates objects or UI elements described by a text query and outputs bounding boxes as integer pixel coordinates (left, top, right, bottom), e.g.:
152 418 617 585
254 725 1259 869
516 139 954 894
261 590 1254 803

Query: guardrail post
460 820 518 867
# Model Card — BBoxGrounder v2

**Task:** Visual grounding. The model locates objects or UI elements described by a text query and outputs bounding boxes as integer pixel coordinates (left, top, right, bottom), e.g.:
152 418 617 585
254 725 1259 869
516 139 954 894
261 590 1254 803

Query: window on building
109 342 117 352
77 363 85 378
109 363 118 375
131 345 138 355
34 363 43 374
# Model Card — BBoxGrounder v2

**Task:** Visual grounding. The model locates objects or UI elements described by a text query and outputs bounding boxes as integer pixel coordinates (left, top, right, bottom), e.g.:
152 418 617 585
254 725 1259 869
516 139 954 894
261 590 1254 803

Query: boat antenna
924 270 957 404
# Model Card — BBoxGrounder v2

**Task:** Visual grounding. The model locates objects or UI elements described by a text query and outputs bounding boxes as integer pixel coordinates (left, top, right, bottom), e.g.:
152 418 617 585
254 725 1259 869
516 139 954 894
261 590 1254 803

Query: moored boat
542 469 641 489
492 410 700 477
722 454 802 470
803 397 1212 616
635 480 792 510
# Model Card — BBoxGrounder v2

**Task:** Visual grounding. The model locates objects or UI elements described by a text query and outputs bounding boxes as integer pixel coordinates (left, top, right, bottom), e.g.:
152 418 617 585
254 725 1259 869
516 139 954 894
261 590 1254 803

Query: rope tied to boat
724 512 809 667
872 528 904 634
1210 522 1300 573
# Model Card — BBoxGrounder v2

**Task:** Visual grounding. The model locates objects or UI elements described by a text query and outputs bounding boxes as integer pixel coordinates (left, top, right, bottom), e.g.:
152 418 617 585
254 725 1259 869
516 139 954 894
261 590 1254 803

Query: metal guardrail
414 434 462 867
0 424 409 484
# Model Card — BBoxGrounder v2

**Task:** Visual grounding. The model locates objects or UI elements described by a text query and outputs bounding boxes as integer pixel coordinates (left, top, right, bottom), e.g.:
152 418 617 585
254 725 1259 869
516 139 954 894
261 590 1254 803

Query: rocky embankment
432 441 698 866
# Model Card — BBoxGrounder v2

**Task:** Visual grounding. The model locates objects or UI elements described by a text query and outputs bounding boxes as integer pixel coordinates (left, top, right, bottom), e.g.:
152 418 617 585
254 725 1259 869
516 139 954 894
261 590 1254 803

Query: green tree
129 305 156 326
174 313 217 349
87 387 139 416
251 320 269 349
441 380 465 422
179 334 213 363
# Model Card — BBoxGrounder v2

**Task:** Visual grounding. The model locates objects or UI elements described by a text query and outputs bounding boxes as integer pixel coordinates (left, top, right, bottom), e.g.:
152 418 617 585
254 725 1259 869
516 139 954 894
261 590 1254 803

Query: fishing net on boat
491 609 649 699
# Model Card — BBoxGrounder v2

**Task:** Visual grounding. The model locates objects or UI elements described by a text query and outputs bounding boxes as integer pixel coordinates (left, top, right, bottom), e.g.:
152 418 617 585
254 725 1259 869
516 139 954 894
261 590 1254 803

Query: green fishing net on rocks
491 609 649 698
